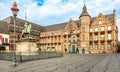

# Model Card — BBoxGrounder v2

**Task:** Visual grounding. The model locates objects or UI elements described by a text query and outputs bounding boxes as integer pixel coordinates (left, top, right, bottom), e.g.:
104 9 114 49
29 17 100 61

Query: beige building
0 4 118 54
39 4 118 54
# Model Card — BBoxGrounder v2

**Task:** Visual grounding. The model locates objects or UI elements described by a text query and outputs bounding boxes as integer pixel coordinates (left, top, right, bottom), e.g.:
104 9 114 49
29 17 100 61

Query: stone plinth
16 41 38 55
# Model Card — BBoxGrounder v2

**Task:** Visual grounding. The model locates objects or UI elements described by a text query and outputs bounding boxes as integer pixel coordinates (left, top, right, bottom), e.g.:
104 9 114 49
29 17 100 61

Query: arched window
82 27 85 32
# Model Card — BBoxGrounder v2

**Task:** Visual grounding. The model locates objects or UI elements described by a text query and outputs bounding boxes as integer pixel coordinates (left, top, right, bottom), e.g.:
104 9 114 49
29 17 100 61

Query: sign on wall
0 35 2 44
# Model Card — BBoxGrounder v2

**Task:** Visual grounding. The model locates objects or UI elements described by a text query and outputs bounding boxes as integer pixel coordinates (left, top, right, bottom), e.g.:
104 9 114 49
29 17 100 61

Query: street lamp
11 1 19 66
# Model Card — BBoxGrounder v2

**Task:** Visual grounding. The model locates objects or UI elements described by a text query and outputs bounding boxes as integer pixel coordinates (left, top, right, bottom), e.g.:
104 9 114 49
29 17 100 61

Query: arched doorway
82 48 85 54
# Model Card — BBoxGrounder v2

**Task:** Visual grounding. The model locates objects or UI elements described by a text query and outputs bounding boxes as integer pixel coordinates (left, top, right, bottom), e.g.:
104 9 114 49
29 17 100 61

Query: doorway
82 48 85 54
72 45 76 53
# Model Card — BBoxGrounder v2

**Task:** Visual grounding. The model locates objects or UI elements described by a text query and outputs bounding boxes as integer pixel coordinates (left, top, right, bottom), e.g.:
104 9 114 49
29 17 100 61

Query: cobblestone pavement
0 54 120 72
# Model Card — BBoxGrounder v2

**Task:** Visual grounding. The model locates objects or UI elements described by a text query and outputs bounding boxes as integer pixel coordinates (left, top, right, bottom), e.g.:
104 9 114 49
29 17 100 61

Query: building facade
0 21 9 50
39 4 118 54
0 4 118 54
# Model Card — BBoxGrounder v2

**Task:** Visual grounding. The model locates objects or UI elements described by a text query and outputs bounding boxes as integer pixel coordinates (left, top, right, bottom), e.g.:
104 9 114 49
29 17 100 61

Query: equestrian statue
22 22 32 37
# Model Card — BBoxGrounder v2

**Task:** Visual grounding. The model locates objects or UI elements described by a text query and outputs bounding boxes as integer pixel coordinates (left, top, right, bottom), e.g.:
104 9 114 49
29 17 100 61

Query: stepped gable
90 14 114 25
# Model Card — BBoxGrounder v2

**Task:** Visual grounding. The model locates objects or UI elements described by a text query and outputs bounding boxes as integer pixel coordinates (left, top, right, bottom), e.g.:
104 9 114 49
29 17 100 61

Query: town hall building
0 3 118 54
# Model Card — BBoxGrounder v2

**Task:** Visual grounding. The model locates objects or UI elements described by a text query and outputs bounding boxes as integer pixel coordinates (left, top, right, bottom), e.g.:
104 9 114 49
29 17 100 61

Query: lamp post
11 1 19 66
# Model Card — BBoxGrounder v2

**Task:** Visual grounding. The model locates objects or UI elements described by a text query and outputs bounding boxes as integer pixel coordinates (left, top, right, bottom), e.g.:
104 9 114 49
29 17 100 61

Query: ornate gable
65 18 78 30
91 13 112 25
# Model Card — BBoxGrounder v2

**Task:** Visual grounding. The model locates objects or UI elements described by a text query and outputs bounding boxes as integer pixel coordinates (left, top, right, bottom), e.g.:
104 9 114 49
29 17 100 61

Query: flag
0 35 2 44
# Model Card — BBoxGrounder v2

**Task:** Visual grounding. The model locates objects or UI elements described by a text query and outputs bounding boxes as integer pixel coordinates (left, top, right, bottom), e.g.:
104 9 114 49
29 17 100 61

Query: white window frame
101 26 104 31
108 44 112 50
108 34 112 40
90 45 92 49
95 35 98 40
64 31 67 34
90 29 92 32
95 44 98 50
101 44 104 50
101 35 104 40
108 26 112 30
98 20 102 24
77 30 80 33
95 27 98 32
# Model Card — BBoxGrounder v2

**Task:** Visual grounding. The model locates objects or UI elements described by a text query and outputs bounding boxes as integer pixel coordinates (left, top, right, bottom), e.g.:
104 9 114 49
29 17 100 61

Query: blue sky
0 0 120 41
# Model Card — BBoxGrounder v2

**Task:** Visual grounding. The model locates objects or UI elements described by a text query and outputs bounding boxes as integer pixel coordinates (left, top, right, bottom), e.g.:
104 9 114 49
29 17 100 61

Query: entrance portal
82 48 85 54
72 45 75 53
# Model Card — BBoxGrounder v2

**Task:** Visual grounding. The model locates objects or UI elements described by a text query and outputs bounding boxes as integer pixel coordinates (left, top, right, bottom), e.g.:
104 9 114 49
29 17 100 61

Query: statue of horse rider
22 22 32 37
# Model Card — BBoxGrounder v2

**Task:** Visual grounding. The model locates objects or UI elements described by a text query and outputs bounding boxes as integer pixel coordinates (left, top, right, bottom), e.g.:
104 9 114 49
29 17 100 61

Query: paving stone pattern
0 54 120 72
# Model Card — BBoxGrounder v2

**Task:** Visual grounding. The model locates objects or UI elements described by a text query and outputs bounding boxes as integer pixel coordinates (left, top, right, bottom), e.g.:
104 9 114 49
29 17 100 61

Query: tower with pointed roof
79 1 91 54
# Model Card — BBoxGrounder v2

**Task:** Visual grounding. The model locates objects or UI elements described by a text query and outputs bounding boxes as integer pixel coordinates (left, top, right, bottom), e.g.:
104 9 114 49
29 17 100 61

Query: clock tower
79 3 91 54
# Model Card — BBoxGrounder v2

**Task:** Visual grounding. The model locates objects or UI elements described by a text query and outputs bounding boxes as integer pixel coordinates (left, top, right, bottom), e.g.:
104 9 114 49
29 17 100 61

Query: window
72 36 76 42
82 27 85 32
64 31 67 34
101 44 104 50
64 45 66 48
108 44 112 50
90 29 92 32
77 30 80 33
58 45 61 50
101 26 104 31
95 44 98 50
73 31 76 34
2 38 4 43
108 26 111 30
98 20 102 24
95 27 98 32
90 45 92 49
101 35 104 40
59 37 61 42
108 34 111 40
90 35 92 40
95 35 98 40
64 38 67 42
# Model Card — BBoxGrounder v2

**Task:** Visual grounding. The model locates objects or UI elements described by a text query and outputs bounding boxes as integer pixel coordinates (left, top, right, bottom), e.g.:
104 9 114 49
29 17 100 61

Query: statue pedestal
16 40 38 55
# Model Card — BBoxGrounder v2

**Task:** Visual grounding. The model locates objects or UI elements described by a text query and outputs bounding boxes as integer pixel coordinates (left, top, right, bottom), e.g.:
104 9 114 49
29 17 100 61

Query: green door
72 45 75 53
82 48 85 54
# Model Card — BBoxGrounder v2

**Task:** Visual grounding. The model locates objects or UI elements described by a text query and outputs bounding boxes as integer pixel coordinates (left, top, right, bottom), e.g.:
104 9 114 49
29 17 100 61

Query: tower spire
79 0 90 18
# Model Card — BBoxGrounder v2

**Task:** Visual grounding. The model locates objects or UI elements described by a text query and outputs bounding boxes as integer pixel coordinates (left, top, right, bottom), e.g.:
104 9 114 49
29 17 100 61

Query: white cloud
0 0 120 40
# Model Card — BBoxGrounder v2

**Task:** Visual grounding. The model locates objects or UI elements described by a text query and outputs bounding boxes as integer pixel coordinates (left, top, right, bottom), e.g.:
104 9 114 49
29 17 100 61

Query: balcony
94 31 98 34
101 37 105 42
2 43 10 46
107 38 112 42
107 29 112 33
100 30 105 34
